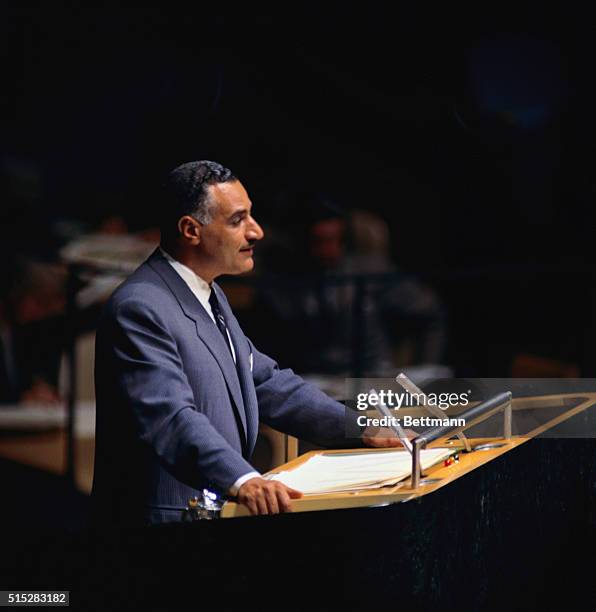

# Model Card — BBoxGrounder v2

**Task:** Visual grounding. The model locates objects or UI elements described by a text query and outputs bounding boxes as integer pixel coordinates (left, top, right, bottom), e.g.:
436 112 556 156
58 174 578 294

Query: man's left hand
362 426 415 448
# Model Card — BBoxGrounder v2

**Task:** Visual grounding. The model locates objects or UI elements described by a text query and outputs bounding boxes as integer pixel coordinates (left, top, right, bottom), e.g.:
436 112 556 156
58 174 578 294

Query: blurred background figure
0 258 67 404
250 192 448 377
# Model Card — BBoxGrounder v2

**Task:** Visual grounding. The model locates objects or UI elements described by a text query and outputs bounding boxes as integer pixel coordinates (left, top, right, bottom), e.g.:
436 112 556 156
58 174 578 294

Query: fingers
237 479 302 516
375 437 390 447
286 486 303 499
256 494 269 515
264 486 280 514
363 433 407 448
274 485 302 512
386 438 405 447
245 497 258 516
363 426 417 447
362 434 390 447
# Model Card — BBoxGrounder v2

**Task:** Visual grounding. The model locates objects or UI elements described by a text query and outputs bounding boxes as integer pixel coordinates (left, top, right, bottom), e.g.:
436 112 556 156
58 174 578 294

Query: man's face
196 180 264 278
308 217 345 269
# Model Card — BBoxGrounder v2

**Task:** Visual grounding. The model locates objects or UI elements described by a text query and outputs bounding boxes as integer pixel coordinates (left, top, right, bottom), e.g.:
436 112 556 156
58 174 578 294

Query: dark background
3 3 596 375
2 6 596 606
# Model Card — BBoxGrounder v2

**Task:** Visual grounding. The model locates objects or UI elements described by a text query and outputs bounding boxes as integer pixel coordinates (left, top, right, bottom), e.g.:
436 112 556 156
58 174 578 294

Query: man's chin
230 257 254 275
244 257 255 272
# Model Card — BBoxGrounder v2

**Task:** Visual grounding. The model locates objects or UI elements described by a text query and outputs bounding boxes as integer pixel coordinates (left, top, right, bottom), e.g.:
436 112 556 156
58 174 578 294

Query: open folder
267 448 453 494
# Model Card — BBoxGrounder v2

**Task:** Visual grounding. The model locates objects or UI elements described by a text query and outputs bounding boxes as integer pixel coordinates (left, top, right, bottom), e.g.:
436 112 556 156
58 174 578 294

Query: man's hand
237 477 302 516
362 426 416 448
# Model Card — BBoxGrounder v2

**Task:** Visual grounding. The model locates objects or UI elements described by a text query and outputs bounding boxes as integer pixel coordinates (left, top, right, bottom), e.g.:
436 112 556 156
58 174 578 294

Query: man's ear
178 216 201 245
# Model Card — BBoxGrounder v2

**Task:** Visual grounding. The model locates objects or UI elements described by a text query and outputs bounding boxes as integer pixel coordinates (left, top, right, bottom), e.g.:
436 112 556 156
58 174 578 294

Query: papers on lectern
267 448 452 494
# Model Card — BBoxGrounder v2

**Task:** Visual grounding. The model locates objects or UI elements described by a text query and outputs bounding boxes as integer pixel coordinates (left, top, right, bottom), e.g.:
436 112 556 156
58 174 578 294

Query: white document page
268 448 452 494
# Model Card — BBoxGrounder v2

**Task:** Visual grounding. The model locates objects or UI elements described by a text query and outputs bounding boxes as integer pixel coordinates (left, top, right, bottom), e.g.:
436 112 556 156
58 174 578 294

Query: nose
246 215 264 241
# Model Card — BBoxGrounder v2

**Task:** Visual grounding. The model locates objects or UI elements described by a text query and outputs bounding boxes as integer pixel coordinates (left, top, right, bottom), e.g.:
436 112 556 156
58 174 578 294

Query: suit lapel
213 284 259 457
147 250 248 442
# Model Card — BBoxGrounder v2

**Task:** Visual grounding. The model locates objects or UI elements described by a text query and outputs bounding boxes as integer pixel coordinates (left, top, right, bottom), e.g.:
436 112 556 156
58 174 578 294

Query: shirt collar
159 247 213 311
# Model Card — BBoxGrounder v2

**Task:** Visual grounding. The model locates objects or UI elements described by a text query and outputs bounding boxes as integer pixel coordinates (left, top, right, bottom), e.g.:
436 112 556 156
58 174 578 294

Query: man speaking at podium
92 160 398 525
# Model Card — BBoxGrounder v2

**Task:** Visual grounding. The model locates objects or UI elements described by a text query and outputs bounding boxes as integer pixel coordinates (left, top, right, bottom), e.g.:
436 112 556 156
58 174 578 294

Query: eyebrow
227 202 253 221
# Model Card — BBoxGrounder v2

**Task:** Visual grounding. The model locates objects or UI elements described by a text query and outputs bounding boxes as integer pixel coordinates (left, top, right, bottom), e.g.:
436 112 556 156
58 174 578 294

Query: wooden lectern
221 391 596 517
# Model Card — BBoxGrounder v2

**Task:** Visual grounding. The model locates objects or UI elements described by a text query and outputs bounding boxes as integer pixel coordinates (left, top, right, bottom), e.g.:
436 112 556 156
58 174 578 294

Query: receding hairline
203 178 252 216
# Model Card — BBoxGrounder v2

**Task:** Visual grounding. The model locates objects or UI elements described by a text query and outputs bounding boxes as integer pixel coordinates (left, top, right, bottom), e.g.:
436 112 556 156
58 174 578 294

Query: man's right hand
237 477 302 515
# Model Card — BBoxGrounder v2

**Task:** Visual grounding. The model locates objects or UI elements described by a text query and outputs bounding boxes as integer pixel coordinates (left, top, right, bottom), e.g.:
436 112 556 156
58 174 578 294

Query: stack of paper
267 448 452 494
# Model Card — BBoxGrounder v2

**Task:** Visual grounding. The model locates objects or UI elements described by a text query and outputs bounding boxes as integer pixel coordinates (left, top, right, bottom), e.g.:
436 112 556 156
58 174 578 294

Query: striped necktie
208 289 234 359
208 288 248 456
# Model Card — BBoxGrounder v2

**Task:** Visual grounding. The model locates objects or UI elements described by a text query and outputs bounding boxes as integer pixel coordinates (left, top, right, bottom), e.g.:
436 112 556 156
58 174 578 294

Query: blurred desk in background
0 402 95 493
0 402 290 494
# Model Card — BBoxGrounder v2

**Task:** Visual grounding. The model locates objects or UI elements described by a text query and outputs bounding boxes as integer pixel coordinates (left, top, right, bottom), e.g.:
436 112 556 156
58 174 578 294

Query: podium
4 391 595 610
221 391 596 518
70 391 594 610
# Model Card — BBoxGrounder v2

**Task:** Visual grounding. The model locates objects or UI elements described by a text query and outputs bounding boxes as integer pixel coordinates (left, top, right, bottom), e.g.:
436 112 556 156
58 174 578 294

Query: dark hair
299 191 345 226
160 160 236 241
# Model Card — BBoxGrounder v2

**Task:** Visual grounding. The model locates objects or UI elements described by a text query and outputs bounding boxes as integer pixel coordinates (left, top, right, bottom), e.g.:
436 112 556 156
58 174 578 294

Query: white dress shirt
160 248 259 495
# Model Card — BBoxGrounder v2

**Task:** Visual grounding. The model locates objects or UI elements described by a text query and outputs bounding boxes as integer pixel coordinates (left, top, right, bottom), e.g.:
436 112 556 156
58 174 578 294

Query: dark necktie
209 288 249 457
208 289 234 359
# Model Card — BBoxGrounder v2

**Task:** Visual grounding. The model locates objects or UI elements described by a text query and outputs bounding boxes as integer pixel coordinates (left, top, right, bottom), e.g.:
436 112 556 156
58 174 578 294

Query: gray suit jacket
92 249 346 525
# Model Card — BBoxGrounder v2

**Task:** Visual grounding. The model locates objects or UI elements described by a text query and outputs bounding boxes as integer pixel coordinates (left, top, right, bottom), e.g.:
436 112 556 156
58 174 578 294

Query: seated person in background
349 210 447 368
254 192 447 376
0 258 66 404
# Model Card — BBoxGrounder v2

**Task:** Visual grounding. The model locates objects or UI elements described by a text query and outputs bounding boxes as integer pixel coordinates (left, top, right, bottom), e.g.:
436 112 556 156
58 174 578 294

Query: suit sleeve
247 337 354 447
103 297 256 494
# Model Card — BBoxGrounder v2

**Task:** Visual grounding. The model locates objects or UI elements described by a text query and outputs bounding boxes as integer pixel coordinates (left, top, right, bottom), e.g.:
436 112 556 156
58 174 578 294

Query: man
0 259 65 405
92 161 397 525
